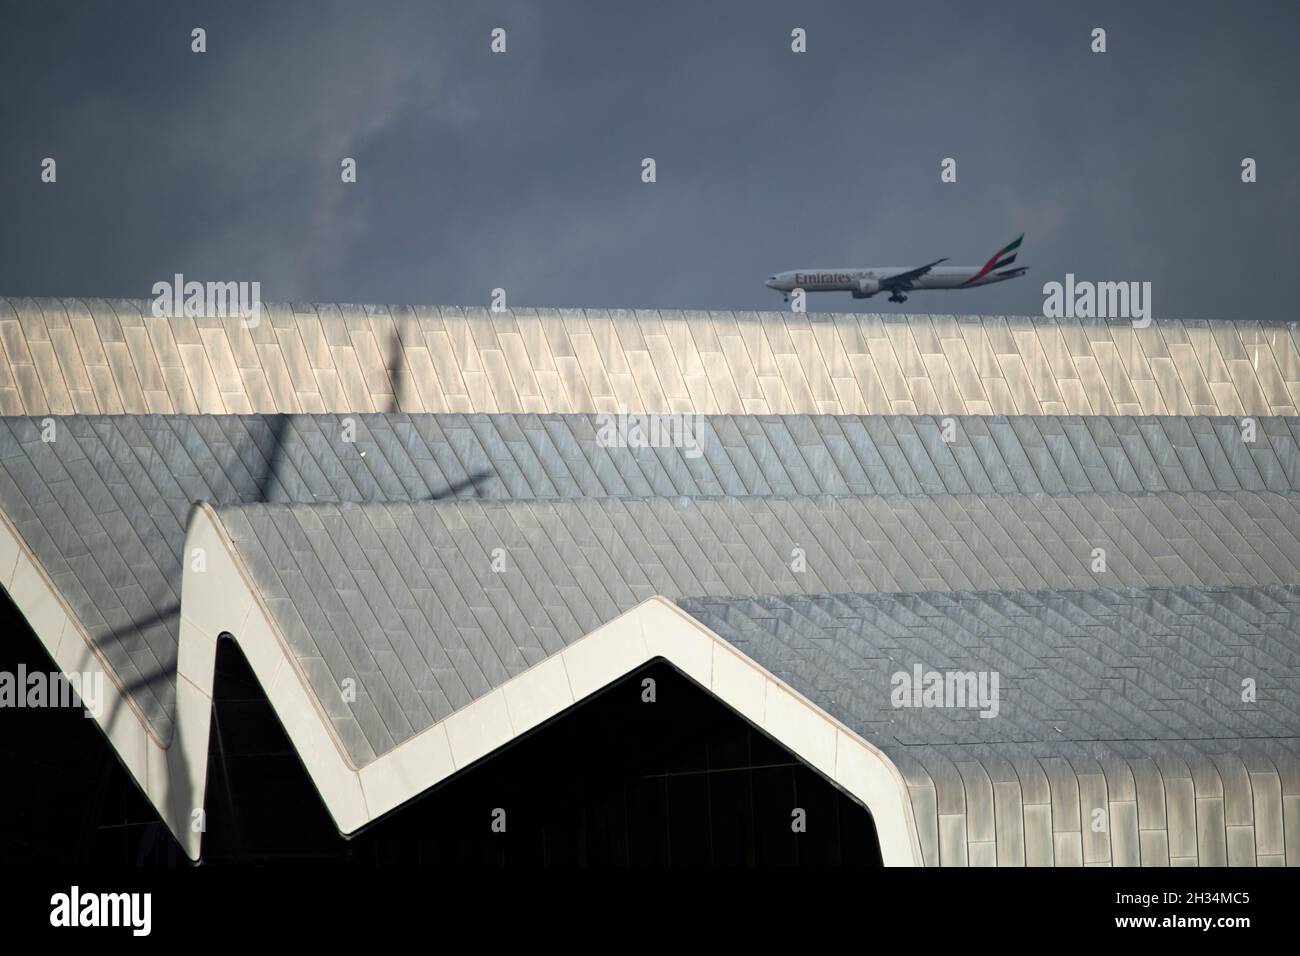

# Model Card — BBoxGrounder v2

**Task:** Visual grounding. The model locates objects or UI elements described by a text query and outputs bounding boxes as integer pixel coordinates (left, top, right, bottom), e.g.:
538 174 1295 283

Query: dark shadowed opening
0 594 880 865
203 641 881 865
0 588 183 865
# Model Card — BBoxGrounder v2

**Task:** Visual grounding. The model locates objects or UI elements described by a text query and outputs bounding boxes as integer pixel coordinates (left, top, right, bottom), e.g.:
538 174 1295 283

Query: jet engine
852 278 880 299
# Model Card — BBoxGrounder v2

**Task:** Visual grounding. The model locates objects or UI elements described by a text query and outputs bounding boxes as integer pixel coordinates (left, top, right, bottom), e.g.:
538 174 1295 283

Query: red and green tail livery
961 234 1024 286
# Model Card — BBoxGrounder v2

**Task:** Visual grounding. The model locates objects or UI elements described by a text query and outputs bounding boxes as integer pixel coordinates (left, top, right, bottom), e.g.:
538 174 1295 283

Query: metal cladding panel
683 588 1300 754
685 590 1300 866
209 496 1300 763
4 299 1300 417
18 407 1267 740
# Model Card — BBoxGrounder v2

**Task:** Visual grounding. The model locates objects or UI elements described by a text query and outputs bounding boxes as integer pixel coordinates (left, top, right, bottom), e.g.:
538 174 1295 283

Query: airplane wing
880 257 948 289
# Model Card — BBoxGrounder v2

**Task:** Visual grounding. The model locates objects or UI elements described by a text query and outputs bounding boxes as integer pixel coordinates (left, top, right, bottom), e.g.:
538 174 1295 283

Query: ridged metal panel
10 402 1300 743
182 495 1300 761
4 298 1299 417
687 591 1300 865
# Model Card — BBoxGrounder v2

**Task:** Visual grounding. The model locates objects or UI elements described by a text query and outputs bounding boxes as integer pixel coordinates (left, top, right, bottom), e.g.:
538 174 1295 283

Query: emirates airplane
765 235 1027 303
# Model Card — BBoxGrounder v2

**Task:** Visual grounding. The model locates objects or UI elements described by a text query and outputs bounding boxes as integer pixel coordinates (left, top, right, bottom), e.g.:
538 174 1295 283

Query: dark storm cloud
1 0 1297 319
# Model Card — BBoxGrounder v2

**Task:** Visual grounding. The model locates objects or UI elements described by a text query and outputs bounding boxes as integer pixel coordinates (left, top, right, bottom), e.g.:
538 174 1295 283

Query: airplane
765 235 1027 304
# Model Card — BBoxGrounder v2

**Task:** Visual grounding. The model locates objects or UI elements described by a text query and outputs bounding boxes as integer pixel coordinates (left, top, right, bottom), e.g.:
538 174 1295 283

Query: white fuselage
765 266 1015 294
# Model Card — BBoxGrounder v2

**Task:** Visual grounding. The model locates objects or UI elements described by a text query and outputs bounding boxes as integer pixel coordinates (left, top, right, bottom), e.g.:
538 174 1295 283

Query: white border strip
1 503 923 865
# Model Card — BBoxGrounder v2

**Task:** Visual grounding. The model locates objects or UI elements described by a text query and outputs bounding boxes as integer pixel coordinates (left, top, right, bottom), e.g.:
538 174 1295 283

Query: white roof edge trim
0 502 923 865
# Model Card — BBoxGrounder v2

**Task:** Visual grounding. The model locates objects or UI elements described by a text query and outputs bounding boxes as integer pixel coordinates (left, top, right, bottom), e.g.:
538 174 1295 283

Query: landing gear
888 293 908 303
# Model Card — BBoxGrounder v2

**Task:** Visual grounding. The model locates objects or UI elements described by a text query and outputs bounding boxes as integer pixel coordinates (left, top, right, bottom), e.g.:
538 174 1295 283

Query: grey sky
2 0 1297 319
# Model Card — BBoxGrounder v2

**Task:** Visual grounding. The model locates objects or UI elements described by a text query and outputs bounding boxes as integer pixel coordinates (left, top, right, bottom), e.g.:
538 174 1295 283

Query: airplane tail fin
985 233 1023 271
962 234 1025 286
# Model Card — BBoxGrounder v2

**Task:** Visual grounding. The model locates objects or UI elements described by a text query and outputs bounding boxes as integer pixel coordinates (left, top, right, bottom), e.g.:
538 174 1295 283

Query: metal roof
3 297 1298 417
8 410 1299 745
2 298 1297 865
682 586 1300 746
216 493 1300 763
681 586 1300 864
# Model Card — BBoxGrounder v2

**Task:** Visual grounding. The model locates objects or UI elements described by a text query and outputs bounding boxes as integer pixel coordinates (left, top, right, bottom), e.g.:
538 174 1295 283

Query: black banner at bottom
0 865 1288 943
